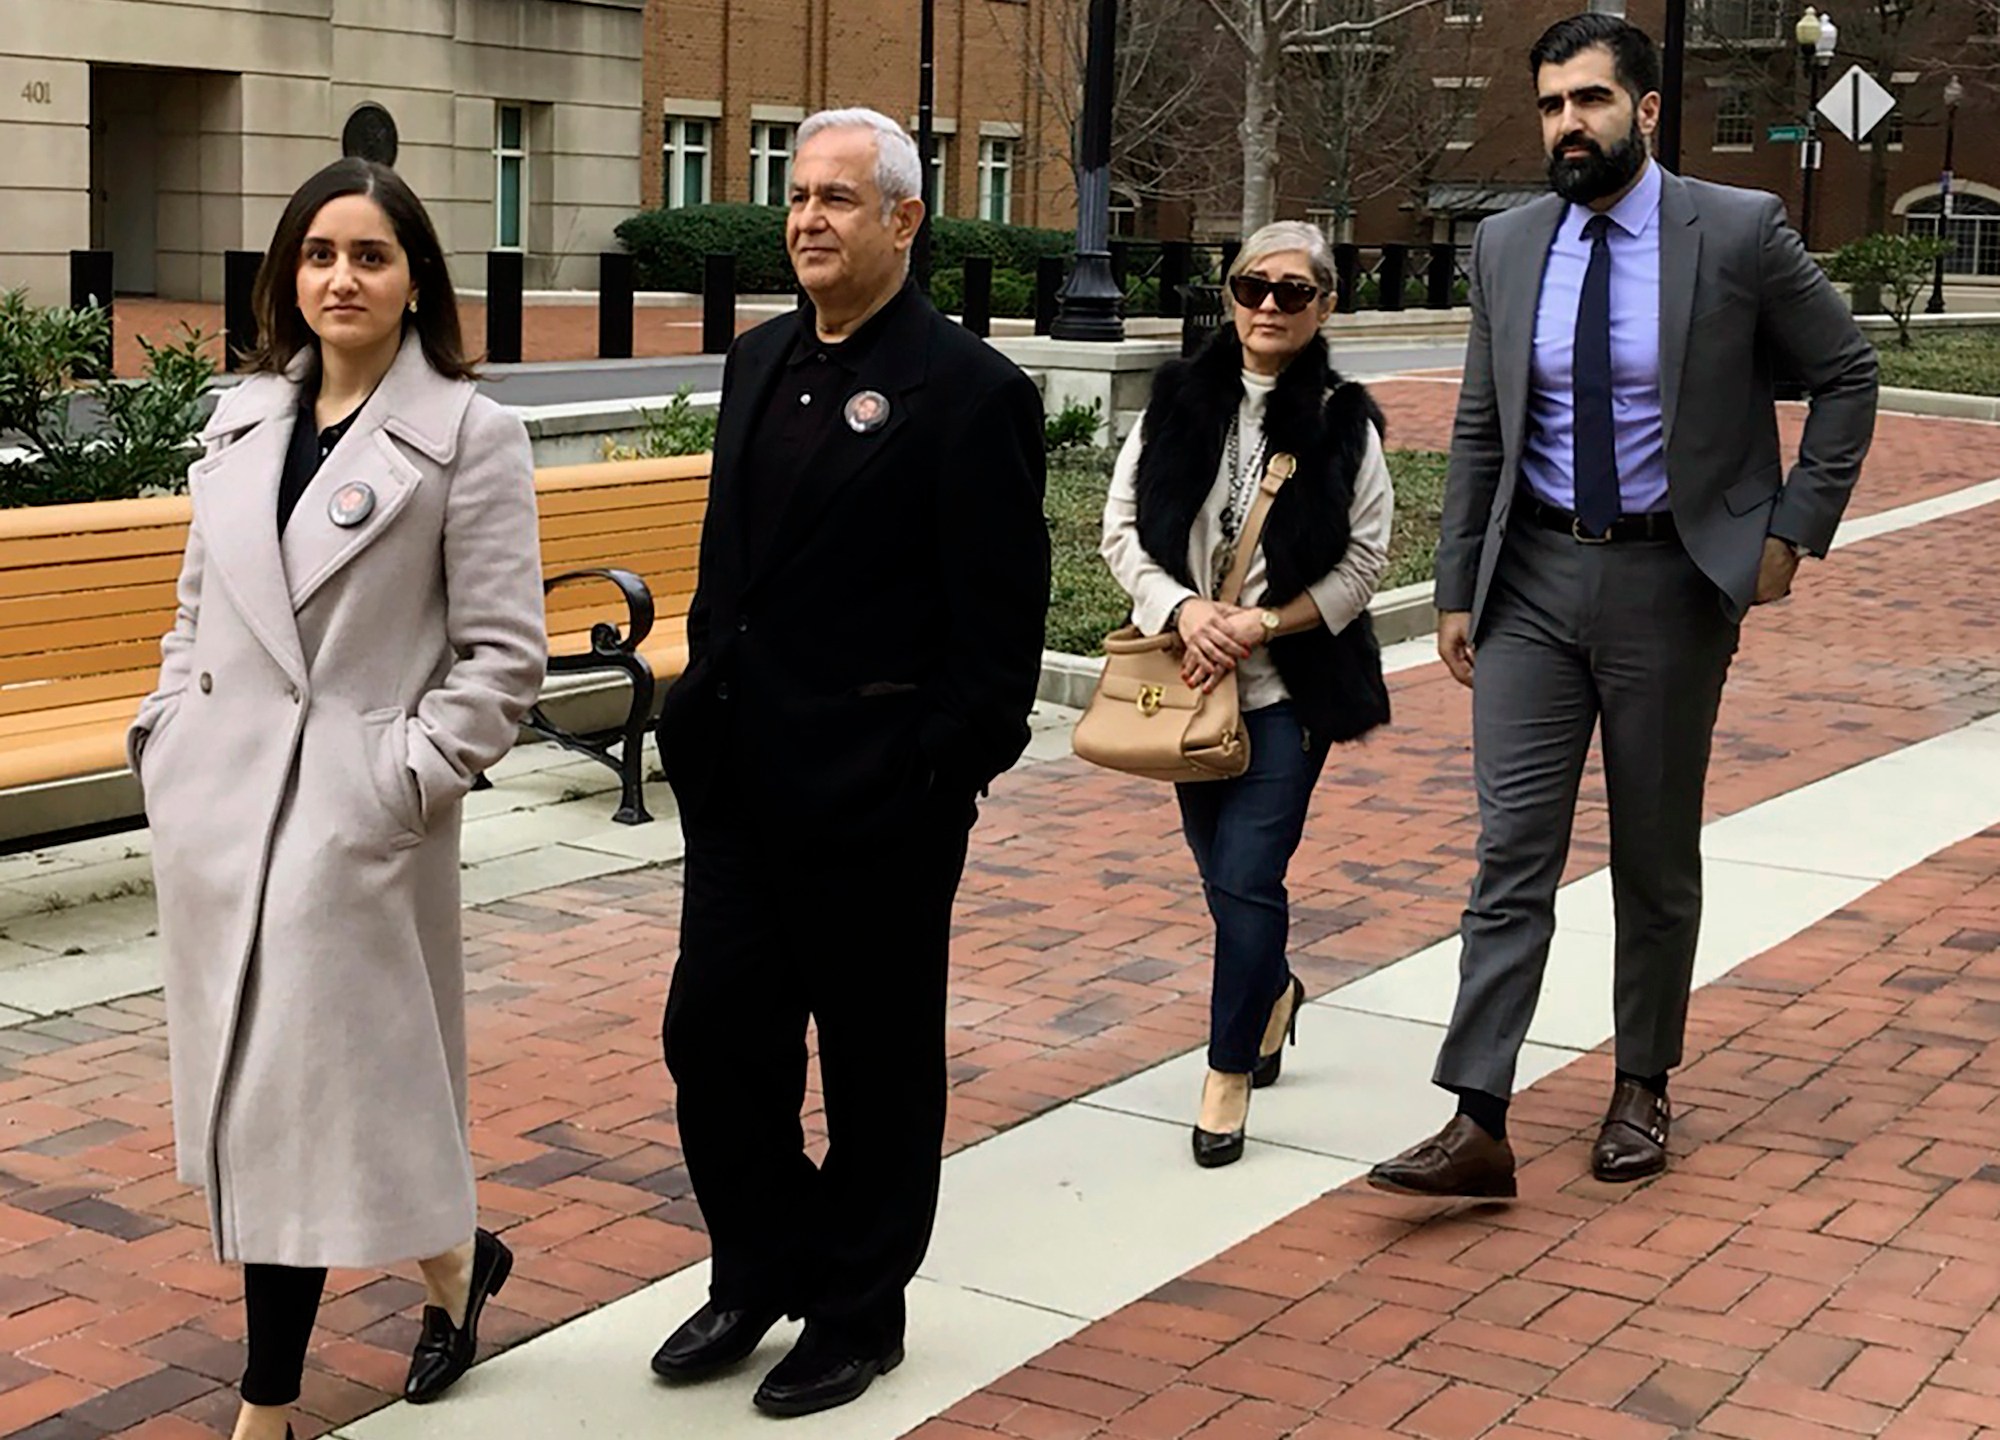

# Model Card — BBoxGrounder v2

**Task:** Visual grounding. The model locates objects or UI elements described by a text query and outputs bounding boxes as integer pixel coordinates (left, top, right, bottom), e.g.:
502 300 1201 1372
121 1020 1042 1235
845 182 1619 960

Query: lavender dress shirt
1522 159 1669 516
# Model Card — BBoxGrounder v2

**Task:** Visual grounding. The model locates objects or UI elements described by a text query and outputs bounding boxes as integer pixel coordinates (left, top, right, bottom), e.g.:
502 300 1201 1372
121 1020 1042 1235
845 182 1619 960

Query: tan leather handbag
1073 452 1295 783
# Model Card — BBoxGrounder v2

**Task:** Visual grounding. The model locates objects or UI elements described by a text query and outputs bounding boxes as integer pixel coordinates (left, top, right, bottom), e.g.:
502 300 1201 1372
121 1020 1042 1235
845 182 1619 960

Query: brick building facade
1334 1 2000 269
642 0 1076 230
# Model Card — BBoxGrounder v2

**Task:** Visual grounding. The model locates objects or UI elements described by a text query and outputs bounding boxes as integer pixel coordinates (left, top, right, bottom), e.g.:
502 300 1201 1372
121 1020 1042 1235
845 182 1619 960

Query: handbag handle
1217 452 1297 608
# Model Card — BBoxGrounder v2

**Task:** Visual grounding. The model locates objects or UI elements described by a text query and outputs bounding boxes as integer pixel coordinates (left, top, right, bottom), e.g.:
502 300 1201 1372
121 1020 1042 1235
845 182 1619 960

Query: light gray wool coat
129 340 547 1267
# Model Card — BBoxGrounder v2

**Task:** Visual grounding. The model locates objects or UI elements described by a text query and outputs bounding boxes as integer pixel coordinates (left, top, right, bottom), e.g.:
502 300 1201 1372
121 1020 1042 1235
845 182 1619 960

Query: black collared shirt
740 281 915 551
278 380 365 536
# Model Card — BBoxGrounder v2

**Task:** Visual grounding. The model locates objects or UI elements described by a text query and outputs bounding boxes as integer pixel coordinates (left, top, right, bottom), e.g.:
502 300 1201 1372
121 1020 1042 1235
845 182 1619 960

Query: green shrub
0 290 216 507
614 204 1076 301
928 266 1036 320
600 384 718 461
1045 398 1104 453
1824 233 1952 348
615 204 792 293
930 217 1074 274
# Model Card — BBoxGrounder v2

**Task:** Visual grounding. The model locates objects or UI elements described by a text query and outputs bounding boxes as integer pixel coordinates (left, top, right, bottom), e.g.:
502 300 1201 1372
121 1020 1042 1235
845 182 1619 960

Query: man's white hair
797 107 924 215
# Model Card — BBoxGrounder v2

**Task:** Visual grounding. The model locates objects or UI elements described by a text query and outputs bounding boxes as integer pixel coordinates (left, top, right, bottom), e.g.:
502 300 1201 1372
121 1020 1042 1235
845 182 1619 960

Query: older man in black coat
650 107 1049 1418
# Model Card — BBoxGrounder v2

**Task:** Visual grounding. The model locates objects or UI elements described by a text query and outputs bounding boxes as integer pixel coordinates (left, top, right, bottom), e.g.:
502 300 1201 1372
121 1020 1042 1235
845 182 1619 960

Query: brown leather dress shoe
1368 1114 1517 1199
1591 1079 1670 1183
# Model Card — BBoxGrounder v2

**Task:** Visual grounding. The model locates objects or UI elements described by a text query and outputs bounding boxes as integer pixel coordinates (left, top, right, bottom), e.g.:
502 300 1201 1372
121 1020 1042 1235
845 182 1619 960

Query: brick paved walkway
0 402 1993 1437
914 821 2000 1440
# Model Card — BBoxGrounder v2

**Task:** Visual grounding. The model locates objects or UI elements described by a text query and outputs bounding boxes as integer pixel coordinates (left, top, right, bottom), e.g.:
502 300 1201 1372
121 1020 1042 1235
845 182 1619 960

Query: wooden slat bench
0 456 708 847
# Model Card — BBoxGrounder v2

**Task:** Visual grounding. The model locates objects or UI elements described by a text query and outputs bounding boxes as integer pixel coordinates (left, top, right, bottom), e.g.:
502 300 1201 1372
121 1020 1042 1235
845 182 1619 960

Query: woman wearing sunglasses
1100 222 1394 1167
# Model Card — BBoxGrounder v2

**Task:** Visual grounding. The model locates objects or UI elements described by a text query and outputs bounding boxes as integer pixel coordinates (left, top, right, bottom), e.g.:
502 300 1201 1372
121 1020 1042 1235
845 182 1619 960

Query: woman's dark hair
244 158 476 379
1528 14 1661 106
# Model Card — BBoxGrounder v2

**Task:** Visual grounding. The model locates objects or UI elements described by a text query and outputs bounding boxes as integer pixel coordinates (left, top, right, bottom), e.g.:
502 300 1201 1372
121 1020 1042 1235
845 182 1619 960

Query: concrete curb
1878 386 2000 423
1038 580 1438 708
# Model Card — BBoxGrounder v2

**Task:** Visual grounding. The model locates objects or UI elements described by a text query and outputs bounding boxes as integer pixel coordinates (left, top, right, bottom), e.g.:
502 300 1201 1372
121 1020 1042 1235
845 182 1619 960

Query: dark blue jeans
1175 702 1330 1073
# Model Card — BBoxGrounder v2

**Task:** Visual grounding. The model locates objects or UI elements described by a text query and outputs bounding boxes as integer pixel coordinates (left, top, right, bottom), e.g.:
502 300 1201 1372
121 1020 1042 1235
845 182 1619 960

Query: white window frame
495 103 527 250
1444 0 1482 23
927 141 949 218
751 122 795 207
1713 88 1756 151
1431 76 1488 152
978 137 1015 224
665 116 713 209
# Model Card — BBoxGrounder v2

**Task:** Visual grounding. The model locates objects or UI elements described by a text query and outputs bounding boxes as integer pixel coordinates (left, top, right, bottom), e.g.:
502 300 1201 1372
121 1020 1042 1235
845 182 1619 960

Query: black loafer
404 1227 513 1404
753 1328 903 1418
651 1299 786 1381
1591 1079 1671 1183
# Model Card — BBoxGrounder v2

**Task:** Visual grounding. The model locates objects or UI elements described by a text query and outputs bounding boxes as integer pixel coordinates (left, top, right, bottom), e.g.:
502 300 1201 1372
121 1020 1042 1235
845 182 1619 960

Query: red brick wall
643 0 1074 228
1315 1 2000 251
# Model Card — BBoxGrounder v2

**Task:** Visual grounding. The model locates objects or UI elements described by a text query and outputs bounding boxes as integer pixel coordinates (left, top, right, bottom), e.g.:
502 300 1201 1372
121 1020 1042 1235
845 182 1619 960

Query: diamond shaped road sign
1817 65 1897 145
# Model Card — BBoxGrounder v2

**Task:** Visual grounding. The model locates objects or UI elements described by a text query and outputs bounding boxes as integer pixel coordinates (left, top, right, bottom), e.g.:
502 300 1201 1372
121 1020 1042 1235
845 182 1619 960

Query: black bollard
69 250 114 374
598 251 634 360
223 250 262 373
486 250 524 364
1378 244 1408 313
1034 256 1063 336
1427 243 1457 310
1159 241 1190 319
1334 244 1360 314
961 256 993 338
702 254 736 355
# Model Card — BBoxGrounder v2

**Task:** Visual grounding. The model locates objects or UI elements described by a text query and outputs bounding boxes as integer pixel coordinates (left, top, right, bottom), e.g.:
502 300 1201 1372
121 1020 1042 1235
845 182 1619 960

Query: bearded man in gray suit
1371 13 1877 1200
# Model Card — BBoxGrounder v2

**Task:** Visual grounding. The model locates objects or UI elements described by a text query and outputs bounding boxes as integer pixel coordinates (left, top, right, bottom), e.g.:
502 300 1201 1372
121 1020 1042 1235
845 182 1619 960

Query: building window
926 140 949 217
1444 0 1482 22
752 122 794 207
1109 188 1138 238
495 104 526 249
1433 78 1484 151
1696 0 1786 42
978 137 1015 223
1714 89 1755 148
1908 193 2000 275
665 117 712 209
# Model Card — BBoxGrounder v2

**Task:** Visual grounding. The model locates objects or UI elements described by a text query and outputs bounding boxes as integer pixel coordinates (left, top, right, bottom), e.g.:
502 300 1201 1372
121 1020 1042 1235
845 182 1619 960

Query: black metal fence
98 238 1472 373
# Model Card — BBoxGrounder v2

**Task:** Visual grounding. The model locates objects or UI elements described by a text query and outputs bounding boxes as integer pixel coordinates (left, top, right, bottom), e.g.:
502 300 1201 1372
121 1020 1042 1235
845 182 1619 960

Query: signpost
1767 124 1807 144
1816 65 1896 146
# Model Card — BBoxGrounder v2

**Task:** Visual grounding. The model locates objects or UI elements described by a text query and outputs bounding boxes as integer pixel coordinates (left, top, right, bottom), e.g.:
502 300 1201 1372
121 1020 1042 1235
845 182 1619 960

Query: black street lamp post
1927 74 1964 315
1795 7 1837 252
915 0 937 290
1052 0 1125 342
1658 0 1686 173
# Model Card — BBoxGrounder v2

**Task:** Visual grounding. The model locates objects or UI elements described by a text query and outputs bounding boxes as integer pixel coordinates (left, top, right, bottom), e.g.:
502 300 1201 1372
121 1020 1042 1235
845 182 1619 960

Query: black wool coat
656 286 1051 837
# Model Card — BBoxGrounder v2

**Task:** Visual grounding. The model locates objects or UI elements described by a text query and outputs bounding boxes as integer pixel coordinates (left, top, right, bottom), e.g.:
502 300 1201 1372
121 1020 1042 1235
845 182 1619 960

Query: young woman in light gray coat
129 159 547 1440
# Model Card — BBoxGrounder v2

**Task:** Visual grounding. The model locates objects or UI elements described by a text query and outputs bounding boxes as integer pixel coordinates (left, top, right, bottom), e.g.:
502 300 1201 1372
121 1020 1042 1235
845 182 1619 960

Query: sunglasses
1228 275 1324 315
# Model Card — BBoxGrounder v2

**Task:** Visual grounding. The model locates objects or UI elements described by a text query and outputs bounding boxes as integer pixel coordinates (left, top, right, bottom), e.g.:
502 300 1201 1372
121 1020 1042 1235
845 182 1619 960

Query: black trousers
662 792 971 1353
241 1264 326 1407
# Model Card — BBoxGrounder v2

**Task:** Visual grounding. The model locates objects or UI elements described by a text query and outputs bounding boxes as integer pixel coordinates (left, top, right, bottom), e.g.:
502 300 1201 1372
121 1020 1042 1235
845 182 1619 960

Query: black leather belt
1517 491 1676 544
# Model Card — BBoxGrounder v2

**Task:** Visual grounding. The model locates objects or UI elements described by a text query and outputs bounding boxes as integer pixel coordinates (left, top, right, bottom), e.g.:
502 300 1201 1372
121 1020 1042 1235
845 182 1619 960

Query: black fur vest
1133 329 1390 745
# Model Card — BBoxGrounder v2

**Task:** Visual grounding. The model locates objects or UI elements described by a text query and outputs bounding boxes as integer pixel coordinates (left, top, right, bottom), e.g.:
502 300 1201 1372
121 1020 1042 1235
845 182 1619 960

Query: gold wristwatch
1259 608 1282 640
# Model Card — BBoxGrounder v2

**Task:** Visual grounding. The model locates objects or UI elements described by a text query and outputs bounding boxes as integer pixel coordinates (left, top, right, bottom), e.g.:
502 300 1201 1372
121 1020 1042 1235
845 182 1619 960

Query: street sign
1768 124 1808 144
1801 137 1824 172
1817 65 1896 145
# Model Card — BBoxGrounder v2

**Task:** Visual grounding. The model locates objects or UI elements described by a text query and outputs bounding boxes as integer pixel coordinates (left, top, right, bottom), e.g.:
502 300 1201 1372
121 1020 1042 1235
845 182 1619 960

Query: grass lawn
1045 445 1447 656
1873 325 2000 397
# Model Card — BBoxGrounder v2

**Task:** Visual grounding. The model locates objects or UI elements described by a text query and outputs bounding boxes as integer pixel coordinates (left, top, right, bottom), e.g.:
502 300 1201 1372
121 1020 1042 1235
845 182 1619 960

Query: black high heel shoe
1251 975 1305 1090
1192 1070 1252 1168
405 1227 513 1404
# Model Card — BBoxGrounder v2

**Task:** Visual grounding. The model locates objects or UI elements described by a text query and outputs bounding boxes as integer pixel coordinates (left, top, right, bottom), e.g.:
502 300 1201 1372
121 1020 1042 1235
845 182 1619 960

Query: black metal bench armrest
529 567 658 825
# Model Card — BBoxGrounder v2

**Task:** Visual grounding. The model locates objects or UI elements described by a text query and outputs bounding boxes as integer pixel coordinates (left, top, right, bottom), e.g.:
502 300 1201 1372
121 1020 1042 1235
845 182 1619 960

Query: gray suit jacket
1434 167 1878 630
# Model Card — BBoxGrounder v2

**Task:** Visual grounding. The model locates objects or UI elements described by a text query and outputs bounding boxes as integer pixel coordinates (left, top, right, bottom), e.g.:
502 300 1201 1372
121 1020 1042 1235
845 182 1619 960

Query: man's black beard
1547 122 1647 205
